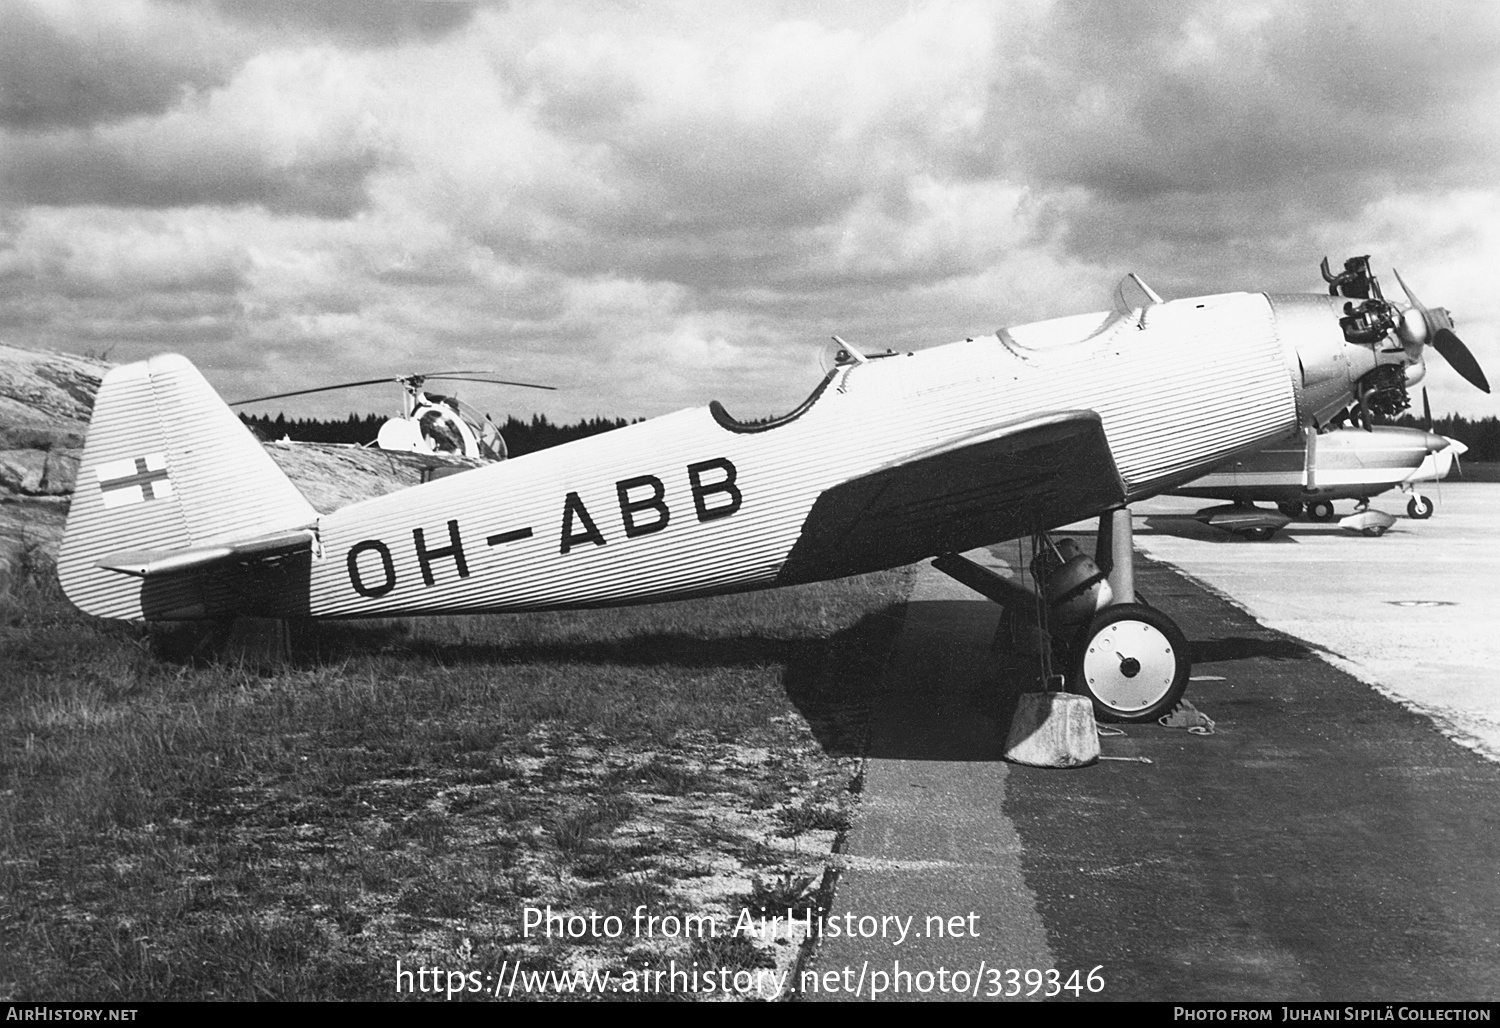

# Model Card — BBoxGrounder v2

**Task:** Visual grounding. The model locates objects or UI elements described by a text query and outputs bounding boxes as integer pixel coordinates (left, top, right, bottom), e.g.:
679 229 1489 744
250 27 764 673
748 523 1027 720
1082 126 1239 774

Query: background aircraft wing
777 410 1123 583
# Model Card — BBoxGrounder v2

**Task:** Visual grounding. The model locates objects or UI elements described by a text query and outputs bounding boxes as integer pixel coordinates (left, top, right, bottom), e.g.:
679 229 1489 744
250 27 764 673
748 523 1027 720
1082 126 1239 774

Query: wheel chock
1338 509 1397 536
1004 692 1100 768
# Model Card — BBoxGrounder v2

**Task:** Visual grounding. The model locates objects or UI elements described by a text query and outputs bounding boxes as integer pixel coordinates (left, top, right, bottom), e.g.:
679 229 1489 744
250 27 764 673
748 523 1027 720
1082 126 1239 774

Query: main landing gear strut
1080 508 1191 721
934 507 1192 723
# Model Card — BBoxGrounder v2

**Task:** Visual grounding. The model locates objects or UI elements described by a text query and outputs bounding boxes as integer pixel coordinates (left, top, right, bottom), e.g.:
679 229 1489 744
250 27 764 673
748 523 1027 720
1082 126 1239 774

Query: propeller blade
1393 268 1490 393
230 378 400 406
1392 267 1424 312
1430 328 1491 394
1422 386 1432 431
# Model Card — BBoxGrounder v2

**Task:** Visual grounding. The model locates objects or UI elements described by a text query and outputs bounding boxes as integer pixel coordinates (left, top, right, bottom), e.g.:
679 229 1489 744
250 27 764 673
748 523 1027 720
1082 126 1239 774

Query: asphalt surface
806 548 1052 1003
806 529 1500 1002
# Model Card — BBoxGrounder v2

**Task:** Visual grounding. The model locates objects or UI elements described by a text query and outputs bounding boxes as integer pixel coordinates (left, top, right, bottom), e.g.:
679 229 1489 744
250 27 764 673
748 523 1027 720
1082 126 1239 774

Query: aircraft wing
777 410 1124 583
96 529 315 578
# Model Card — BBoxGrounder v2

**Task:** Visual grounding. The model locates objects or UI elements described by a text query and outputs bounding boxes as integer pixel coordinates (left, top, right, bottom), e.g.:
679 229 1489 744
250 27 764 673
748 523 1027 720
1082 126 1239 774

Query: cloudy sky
3 0 1498 424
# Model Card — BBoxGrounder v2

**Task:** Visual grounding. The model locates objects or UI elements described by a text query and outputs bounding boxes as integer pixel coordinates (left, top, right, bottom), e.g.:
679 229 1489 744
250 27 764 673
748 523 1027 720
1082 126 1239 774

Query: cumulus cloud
984 0 1500 286
0 0 250 130
0 0 1497 422
192 0 485 47
2 45 393 216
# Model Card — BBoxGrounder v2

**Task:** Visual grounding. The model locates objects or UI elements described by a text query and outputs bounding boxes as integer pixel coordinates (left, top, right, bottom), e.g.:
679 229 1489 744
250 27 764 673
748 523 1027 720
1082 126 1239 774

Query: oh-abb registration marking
343 458 742 599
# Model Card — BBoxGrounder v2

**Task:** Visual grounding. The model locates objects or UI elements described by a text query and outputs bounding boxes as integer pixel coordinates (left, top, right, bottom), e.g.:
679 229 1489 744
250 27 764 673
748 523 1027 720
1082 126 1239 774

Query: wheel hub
1082 621 1178 713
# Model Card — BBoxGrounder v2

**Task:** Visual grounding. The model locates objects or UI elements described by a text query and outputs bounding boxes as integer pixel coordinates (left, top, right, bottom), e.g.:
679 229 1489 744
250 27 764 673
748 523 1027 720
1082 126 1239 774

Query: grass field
0 554 914 1001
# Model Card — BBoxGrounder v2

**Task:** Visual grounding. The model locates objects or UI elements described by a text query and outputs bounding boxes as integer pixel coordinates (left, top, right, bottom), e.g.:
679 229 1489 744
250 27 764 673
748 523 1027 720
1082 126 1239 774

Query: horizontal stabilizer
97 530 314 578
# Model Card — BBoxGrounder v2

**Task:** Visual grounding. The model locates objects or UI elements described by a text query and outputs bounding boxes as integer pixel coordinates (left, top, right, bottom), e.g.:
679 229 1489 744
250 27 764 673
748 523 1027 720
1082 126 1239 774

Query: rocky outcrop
0 344 476 597
0 344 107 451
259 440 481 515
0 345 110 593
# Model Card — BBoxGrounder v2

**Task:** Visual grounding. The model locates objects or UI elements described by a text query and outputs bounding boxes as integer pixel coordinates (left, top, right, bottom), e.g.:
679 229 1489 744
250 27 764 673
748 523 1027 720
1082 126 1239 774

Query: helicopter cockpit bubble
418 405 467 454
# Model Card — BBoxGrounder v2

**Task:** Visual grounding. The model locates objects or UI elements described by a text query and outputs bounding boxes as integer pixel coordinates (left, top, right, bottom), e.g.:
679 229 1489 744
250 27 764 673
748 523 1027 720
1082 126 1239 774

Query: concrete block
1004 692 1100 768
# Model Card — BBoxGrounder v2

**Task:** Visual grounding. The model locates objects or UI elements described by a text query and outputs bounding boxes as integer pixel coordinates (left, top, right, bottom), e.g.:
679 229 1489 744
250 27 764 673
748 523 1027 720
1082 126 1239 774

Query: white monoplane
57 257 1489 721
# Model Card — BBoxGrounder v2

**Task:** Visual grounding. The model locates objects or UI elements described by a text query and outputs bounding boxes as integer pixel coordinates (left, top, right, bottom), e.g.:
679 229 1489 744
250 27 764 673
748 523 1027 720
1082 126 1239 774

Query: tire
1277 502 1304 518
1407 495 1434 519
1240 526 1277 541
1307 500 1336 522
1067 603 1191 723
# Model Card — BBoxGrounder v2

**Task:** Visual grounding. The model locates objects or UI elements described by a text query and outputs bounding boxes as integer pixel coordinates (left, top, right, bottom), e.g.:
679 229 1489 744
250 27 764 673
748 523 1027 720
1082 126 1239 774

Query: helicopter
230 372 556 462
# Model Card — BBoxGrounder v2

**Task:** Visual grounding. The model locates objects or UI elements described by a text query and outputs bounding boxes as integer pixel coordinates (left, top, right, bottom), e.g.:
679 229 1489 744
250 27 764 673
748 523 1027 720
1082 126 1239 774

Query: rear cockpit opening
709 336 913 433
710 371 835 433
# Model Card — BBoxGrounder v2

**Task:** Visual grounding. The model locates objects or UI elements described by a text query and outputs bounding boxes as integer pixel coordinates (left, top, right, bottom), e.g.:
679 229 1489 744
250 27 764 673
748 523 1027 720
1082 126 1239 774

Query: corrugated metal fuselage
303 290 1314 618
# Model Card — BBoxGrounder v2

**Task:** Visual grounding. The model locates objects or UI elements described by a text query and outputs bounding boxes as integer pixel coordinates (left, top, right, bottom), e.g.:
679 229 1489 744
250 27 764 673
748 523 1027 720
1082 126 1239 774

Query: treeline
1392 414 1500 461
239 412 635 458
241 410 1500 462
240 413 387 445
498 414 638 457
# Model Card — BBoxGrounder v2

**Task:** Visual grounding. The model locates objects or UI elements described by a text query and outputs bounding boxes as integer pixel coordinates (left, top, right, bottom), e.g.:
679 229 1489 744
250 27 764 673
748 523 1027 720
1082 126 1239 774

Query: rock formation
0 344 480 598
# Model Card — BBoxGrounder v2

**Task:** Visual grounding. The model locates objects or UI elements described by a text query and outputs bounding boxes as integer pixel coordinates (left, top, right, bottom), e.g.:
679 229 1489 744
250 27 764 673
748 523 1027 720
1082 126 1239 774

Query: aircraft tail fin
58 354 319 621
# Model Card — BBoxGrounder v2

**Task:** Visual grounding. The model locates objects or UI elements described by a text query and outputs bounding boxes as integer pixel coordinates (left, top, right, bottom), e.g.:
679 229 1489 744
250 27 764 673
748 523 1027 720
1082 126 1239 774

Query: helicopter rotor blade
422 376 557 391
231 371 558 406
229 378 401 406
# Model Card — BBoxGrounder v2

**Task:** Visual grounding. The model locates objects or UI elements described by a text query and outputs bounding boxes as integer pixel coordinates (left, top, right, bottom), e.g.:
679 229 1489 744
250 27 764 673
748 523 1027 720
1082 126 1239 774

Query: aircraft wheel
1407 495 1434 520
1307 500 1336 522
1068 603 1190 723
1277 502 1304 518
1361 525 1388 538
1240 526 1277 541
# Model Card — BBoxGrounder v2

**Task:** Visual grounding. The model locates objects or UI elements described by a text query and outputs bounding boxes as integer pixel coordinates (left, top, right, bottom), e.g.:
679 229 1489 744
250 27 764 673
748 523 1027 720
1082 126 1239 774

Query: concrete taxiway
807 490 1500 1001
1128 483 1500 761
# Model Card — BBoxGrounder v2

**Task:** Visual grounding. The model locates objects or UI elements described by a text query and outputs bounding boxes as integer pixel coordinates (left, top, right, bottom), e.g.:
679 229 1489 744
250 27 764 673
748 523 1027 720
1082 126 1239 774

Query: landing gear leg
1075 507 1192 721
1095 506 1136 604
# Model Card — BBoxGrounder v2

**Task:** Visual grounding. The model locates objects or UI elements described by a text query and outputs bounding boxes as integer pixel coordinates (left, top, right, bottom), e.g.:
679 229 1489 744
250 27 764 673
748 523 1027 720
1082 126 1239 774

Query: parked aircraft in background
57 257 1489 722
1177 424 1462 539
